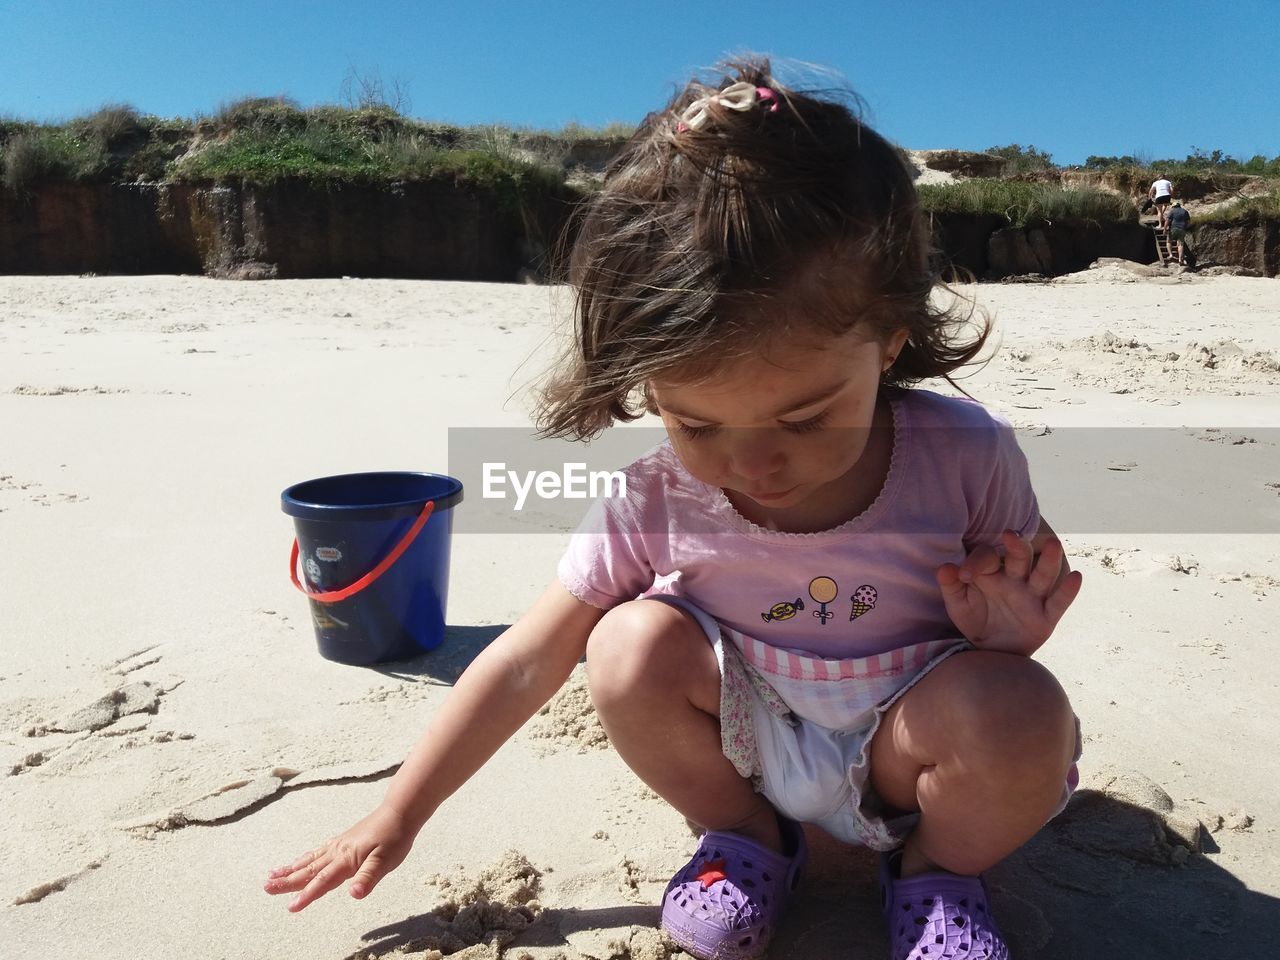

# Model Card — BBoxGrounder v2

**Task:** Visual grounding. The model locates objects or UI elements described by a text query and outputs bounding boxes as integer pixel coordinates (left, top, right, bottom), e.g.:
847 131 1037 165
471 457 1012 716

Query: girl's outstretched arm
263 580 605 911
936 518 1083 657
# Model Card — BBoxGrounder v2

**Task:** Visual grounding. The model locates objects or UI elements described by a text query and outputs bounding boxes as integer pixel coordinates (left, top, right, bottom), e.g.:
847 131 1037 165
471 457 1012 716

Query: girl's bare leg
586 599 782 854
868 650 1076 877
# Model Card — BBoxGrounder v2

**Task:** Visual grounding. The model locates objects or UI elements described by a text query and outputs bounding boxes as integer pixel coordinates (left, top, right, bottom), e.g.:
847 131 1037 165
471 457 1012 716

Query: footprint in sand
11 670 180 775
42 681 163 734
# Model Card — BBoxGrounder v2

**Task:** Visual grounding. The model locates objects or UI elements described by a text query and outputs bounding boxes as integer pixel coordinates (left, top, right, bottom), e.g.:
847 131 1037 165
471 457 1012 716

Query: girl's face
650 326 909 531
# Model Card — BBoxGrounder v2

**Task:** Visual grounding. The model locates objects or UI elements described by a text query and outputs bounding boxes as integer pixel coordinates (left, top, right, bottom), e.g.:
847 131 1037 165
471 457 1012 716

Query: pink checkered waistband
729 633 963 683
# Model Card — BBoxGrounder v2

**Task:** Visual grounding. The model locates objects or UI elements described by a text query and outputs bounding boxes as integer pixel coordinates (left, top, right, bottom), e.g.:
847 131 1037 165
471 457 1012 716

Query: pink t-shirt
558 388 1040 659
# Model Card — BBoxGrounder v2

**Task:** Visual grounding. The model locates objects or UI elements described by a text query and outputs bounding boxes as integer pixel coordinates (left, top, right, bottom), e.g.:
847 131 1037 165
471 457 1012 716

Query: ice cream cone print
849 584 878 620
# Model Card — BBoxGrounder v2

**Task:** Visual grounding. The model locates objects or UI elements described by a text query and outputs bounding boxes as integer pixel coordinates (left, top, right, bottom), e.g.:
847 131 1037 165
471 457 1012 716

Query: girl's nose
727 429 785 479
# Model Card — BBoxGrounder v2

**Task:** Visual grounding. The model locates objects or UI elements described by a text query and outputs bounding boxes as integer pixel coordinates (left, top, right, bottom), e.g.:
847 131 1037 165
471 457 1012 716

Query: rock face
916 150 1006 179
1191 219 1280 277
0 182 201 274
928 212 1006 278
1 180 1273 280
929 213 1153 279
0 179 578 280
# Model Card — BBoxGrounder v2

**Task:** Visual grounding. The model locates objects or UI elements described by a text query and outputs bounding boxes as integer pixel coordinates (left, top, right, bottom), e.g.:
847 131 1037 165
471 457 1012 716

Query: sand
2 268 1279 959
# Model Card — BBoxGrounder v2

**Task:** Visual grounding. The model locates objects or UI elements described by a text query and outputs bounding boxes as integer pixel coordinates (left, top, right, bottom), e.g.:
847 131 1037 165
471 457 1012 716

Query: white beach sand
3 269 1279 959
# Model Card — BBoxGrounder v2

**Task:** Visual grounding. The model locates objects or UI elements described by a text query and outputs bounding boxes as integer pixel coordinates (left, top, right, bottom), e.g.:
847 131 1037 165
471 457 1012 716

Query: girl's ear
641 382 660 415
882 328 910 371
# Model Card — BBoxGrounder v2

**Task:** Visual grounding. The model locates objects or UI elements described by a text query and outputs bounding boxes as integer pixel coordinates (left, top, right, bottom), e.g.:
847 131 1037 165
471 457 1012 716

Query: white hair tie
677 81 780 133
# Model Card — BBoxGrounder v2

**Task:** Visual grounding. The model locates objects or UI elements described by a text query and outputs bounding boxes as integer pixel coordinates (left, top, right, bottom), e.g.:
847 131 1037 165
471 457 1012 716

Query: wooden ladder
1153 226 1176 264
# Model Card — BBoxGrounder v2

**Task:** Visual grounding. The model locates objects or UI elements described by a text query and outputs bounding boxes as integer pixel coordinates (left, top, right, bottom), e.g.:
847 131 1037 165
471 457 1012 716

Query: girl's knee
584 600 715 709
939 652 1075 759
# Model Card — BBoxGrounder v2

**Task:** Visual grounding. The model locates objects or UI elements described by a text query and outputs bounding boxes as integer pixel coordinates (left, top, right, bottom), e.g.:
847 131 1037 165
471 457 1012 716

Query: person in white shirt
1149 174 1174 229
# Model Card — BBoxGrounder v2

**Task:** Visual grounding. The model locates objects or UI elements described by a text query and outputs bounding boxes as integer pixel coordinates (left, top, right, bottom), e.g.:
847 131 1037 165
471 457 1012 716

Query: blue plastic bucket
281 472 463 665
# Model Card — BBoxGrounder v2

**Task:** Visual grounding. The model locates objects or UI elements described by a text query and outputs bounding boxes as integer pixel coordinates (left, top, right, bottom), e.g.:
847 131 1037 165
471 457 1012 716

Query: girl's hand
936 530 1083 656
263 803 416 912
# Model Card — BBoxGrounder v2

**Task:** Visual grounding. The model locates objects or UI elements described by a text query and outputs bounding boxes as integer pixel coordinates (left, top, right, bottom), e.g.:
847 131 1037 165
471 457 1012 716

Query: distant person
1149 173 1174 229
265 57 1083 960
1166 200 1192 265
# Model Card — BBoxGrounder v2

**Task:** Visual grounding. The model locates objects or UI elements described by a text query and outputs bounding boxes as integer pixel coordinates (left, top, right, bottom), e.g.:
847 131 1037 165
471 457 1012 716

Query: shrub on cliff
984 143 1055 176
1 128 107 192
169 107 569 204
201 96 308 136
1196 189 1280 223
0 106 195 189
1085 149 1280 177
917 179 1133 228
0 117 36 147
70 104 147 151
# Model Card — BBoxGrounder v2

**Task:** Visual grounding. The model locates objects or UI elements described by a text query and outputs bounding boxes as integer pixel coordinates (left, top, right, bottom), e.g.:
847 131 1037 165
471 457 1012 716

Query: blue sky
2 0 1277 165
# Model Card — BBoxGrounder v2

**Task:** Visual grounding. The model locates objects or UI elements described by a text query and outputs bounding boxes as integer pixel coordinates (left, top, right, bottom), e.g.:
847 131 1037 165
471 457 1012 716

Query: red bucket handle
290 500 435 604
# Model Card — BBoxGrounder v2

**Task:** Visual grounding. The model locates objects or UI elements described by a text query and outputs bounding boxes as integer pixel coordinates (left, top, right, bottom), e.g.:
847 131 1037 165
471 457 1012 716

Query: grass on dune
0 96 629 196
917 179 1136 227
1195 189 1280 224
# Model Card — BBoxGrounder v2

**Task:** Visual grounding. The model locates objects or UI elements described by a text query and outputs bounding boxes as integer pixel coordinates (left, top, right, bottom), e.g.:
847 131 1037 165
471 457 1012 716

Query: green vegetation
1076 148 1280 205
984 143 1055 175
0 96 632 197
917 179 1135 228
547 120 637 141
1194 188 1280 224
2 97 1273 235
0 105 195 190
2 125 109 190
1085 148 1280 177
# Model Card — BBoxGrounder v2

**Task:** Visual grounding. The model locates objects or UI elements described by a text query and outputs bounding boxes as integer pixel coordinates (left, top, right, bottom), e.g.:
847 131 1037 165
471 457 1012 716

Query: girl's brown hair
537 57 989 440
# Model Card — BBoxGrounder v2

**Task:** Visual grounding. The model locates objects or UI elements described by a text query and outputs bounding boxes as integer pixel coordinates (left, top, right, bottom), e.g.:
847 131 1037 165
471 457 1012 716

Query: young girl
265 59 1083 960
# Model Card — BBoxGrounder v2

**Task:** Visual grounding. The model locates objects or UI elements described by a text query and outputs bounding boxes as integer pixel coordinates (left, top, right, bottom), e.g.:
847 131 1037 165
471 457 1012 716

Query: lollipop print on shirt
809 576 839 624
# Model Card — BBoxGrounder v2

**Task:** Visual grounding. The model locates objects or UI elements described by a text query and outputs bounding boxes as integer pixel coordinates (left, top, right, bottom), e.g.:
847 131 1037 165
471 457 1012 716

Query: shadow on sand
342 787 1275 960
347 904 661 960
338 627 1277 959
370 623 508 686
774 787 1278 960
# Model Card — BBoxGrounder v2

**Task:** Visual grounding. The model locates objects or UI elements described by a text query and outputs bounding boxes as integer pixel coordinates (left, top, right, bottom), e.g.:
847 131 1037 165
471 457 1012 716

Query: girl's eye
676 421 718 439
675 413 828 439
781 412 829 434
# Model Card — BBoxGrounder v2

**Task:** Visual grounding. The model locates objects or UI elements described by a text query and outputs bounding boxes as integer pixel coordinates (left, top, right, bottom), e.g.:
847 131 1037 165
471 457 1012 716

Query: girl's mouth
745 485 797 502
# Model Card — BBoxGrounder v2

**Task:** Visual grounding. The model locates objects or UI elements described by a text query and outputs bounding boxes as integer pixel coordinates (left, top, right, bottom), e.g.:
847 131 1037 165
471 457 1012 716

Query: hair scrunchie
677 81 779 132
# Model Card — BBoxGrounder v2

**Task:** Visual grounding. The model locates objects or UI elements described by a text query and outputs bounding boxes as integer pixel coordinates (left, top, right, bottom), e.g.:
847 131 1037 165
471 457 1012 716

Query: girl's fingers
264 848 329 895
289 858 353 913
268 847 322 879
349 852 389 900
935 562 962 589
1027 537 1065 596
1000 531 1034 580
936 562 973 607
959 545 1001 582
1044 570 1084 623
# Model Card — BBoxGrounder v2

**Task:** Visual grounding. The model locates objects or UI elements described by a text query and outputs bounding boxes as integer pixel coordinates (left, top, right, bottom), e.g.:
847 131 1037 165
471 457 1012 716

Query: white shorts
650 595 1081 850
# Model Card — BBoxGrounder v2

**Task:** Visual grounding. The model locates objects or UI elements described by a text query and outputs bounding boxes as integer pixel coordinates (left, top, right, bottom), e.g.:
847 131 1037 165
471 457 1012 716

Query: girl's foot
879 853 1009 960
661 817 807 959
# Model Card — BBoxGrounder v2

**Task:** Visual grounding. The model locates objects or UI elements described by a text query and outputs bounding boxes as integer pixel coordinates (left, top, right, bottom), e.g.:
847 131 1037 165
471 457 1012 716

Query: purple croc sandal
879 854 1009 960
661 818 807 960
